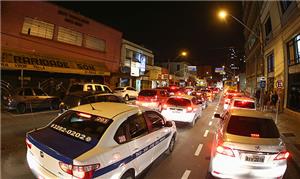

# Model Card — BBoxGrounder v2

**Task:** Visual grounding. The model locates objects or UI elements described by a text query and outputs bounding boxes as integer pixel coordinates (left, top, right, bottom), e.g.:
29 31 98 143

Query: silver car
209 109 289 179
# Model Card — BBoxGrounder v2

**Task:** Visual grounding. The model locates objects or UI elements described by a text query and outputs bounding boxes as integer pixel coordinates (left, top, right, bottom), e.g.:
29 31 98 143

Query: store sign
215 67 224 73
188 66 197 72
130 61 140 77
1 50 110 76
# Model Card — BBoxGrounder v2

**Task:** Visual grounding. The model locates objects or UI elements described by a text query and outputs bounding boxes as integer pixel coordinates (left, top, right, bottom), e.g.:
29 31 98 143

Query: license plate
245 155 265 162
172 110 180 113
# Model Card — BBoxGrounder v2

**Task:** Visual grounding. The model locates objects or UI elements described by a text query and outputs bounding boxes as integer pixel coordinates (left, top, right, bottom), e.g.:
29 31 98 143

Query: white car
114 86 139 101
67 83 112 95
26 102 177 179
229 97 256 111
210 109 289 179
161 95 202 126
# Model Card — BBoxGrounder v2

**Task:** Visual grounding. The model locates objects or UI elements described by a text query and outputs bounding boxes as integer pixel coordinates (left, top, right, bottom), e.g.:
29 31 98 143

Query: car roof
170 95 194 100
229 109 272 119
71 102 140 119
232 97 255 101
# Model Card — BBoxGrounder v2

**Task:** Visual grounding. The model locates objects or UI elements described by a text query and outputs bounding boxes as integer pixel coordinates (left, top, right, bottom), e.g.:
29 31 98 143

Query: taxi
210 109 289 178
161 95 202 126
26 102 177 179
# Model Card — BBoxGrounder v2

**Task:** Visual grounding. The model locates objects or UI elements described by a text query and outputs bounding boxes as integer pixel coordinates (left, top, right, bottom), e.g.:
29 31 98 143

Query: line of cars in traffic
25 84 218 179
207 89 289 178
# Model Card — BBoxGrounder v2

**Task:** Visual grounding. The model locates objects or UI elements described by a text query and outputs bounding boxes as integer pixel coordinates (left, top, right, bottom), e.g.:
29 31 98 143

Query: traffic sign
260 81 266 88
276 80 283 88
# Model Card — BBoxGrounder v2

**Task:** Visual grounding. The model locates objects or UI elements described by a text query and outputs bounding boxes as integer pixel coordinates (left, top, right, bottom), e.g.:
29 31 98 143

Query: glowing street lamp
218 10 228 20
180 51 188 57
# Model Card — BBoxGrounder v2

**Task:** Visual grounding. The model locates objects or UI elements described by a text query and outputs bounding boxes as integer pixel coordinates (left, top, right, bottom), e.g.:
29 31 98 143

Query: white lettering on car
50 124 92 142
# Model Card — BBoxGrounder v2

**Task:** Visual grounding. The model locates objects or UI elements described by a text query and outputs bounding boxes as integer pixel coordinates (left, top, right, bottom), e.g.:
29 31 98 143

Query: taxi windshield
51 110 113 141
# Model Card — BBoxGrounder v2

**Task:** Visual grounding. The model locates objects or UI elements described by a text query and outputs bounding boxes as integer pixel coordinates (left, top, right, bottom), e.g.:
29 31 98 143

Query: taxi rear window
233 100 255 109
167 98 191 107
226 116 280 138
50 110 112 142
139 90 157 96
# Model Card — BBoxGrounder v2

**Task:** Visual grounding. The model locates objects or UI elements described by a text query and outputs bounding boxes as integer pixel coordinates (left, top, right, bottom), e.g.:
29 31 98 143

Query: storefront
1 50 110 95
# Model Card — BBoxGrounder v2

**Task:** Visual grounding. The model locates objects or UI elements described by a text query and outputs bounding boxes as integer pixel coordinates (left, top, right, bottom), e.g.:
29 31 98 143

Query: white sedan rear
161 95 202 126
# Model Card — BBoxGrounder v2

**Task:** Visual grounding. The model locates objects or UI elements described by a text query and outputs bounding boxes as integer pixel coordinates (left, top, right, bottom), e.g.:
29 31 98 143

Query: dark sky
53 1 245 67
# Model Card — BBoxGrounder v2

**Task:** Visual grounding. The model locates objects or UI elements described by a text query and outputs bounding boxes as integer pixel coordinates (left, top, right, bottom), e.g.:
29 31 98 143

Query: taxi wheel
121 170 135 179
124 95 129 101
165 136 175 155
190 118 195 127
16 103 26 114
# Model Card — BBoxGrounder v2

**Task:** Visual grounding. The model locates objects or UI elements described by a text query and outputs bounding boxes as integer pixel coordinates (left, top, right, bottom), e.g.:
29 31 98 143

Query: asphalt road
1 95 300 179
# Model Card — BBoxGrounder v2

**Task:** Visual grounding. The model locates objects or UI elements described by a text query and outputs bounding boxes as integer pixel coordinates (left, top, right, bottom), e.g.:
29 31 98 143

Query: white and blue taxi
26 102 177 179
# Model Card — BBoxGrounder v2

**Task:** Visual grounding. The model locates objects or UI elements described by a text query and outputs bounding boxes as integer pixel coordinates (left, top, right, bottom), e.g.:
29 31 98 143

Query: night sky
53 1 245 67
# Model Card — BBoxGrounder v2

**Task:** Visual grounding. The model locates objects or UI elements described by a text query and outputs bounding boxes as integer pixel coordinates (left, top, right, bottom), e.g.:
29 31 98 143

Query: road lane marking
181 170 191 179
213 112 216 114
194 144 203 156
209 121 213 126
211 116 214 119
204 130 209 137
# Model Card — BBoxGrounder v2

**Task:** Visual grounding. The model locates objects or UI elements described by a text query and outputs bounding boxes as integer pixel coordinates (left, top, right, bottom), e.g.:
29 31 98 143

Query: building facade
160 61 190 86
244 1 300 116
1 1 122 95
260 1 300 114
119 39 154 91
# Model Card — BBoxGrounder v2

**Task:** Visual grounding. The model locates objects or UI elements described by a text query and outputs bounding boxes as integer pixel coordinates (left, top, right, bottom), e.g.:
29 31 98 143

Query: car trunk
26 127 99 177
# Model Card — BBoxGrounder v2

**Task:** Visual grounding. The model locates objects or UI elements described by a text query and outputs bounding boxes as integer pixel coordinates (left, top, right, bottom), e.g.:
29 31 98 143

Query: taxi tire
17 103 26 114
190 118 196 127
165 136 175 155
121 170 135 179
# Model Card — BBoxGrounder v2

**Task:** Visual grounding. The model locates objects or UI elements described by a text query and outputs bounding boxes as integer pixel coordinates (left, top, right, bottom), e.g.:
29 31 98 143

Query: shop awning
1 50 110 76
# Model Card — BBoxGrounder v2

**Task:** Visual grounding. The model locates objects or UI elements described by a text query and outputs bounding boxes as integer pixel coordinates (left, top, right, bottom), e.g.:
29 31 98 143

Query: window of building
280 0 292 13
287 34 300 66
57 26 82 46
264 17 272 37
21 17 54 39
177 64 180 71
84 35 105 52
147 56 154 66
267 52 274 73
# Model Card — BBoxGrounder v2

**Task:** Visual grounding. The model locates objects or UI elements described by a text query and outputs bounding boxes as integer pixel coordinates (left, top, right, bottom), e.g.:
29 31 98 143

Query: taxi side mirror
165 121 173 127
214 113 221 119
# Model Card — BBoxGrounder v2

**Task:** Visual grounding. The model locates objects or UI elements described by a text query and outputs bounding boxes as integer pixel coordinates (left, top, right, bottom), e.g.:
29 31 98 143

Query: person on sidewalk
263 91 270 111
255 89 261 107
271 91 278 112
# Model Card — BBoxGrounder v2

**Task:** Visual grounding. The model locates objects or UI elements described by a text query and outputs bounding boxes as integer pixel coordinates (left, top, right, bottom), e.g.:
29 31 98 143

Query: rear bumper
161 111 195 123
211 155 287 178
27 151 61 179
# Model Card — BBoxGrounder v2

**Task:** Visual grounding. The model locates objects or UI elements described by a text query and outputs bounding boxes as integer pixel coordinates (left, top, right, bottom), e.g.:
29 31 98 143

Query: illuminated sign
188 66 197 72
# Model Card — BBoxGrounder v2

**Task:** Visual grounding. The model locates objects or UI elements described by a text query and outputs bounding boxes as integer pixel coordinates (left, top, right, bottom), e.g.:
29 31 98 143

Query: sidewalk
265 110 300 170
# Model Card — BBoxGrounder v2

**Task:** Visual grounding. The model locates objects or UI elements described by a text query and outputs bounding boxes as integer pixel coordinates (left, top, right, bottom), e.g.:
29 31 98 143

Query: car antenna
90 103 95 110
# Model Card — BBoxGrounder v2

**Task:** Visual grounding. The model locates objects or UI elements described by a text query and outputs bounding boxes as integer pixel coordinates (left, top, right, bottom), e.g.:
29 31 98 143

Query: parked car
136 89 169 111
26 102 177 179
114 86 139 101
3 87 61 114
66 83 112 95
210 109 289 178
161 95 202 126
59 92 125 113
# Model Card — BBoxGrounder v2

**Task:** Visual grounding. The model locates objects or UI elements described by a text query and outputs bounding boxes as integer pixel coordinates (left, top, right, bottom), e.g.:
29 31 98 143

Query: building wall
1 1 122 73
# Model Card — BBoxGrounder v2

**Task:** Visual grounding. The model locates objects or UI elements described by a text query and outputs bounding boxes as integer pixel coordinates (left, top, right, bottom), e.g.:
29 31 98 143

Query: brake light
216 145 235 157
77 113 92 118
26 138 32 149
163 104 168 109
186 106 193 112
274 151 290 160
59 162 100 179
251 133 260 138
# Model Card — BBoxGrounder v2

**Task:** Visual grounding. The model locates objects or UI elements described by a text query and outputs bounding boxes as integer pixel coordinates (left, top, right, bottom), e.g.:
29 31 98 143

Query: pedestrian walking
255 89 261 106
271 91 278 112
263 91 269 111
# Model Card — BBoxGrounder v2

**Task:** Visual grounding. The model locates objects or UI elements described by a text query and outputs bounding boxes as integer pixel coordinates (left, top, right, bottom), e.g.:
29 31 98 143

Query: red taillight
26 138 32 149
186 106 193 112
163 104 168 109
59 162 100 179
274 151 290 160
216 145 235 157
251 133 260 138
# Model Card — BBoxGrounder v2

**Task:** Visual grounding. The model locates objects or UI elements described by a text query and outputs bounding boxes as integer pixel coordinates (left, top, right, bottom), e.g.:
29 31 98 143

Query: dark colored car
59 92 125 113
136 89 169 111
3 87 61 114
